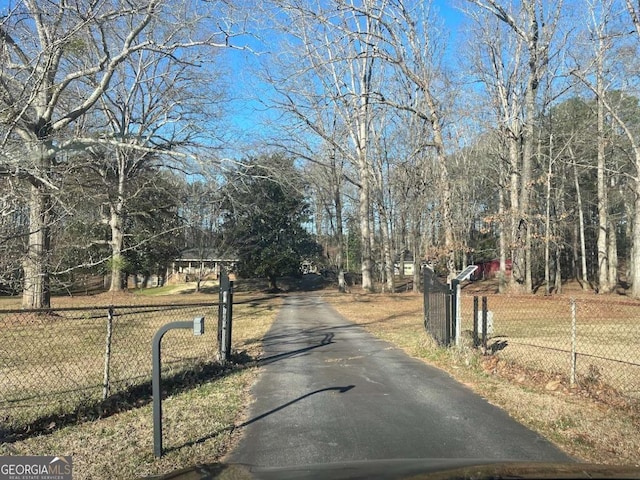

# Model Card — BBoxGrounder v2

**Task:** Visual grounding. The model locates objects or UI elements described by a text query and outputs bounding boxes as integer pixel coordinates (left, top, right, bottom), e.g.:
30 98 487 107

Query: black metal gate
423 268 457 346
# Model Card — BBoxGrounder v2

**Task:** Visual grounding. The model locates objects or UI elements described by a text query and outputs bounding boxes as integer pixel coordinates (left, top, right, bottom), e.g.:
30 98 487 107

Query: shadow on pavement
258 332 335 366
167 385 356 454
237 385 355 428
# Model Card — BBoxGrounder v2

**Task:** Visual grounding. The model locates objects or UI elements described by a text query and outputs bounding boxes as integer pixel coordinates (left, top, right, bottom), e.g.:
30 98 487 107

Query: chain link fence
459 294 640 399
0 302 219 440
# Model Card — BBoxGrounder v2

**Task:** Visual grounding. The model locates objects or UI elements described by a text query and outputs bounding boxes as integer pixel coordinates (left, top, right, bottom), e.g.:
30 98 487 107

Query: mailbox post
152 317 204 458
453 265 478 347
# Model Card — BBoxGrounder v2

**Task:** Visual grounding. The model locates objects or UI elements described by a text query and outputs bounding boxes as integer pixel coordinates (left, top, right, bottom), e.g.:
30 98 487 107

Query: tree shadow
1 353 255 444
488 338 509 353
258 332 335 366
166 385 355 454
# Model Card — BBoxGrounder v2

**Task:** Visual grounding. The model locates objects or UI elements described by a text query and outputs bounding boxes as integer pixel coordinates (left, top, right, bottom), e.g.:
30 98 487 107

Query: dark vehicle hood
145 459 640 480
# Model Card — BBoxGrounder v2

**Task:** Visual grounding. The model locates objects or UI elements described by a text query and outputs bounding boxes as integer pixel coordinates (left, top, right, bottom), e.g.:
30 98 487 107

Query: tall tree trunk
544 162 552 295
195 262 203 293
596 36 611 294
521 60 536 293
412 222 421 293
555 242 562 294
334 181 347 293
572 222 578 281
22 142 53 309
498 181 507 293
573 158 589 289
632 175 640 298
109 159 127 292
22 181 51 309
439 157 455 280
608 220 618 290
109 206 125 292
508 134 525 291
358 172 373 292
356 27 374 293
378 203 395 293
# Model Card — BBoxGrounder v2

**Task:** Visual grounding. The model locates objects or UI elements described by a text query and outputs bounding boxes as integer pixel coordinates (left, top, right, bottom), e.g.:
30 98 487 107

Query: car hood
144 459 640 480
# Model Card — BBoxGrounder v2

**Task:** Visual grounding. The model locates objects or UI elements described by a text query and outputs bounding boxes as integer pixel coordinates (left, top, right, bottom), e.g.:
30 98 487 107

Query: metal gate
423 268 457 346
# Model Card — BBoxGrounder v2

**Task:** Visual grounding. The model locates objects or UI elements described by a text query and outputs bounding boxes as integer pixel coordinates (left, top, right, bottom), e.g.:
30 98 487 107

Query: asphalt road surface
228 295 571 468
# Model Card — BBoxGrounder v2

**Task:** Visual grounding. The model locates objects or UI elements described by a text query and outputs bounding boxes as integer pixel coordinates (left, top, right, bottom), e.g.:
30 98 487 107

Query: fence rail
458 294 640 399
0 302 220 439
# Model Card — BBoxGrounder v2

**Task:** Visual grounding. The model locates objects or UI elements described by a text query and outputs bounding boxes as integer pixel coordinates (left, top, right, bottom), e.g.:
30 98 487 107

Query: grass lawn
323 289 640 466
0 284 281 480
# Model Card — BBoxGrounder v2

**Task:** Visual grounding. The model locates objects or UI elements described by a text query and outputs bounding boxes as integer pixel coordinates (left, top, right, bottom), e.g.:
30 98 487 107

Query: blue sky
0 0 466 157
222 1 466 154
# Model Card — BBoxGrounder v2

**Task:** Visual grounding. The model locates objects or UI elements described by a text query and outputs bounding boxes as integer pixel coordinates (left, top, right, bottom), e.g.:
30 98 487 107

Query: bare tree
580 0 619 293
359 0 457 278
465 0 561 292
0 0 238 308
305 145 350 291
571 0 640 296
81 49 225 292
262 0 390 291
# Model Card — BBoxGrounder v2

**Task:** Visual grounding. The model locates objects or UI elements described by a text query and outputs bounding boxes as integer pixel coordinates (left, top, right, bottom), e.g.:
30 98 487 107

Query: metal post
423 268 429 332
152 317 204 458
220 290 229 361
218 269 229 361
570 298 577 387
453 280 461 347
473 296 479 348
482 296 488 352
225 281 234 361
102 307 114 400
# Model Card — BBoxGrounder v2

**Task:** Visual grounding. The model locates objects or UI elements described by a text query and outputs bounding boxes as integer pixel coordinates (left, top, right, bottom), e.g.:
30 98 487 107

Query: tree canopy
220 156 322 290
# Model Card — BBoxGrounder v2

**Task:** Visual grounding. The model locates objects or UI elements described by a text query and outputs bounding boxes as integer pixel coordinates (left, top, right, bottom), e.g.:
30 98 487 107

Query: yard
2 280 640 477
0 285 280 479
324 288 640 465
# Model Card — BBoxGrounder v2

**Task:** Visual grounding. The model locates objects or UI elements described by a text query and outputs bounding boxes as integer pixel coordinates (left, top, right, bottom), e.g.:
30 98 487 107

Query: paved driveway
228 295 571 467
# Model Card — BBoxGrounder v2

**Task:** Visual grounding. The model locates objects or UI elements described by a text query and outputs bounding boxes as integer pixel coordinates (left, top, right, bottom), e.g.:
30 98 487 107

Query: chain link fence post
102 306 114 400
570 298 577 387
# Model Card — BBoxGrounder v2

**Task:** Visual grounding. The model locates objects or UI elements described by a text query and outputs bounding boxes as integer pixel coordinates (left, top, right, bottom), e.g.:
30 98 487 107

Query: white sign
476 311 494 335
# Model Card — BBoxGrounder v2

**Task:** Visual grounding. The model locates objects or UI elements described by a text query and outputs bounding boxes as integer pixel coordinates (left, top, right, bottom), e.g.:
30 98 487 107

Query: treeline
5 0 640 305
0 172 217 296
0 0 237 306
257 0 640 297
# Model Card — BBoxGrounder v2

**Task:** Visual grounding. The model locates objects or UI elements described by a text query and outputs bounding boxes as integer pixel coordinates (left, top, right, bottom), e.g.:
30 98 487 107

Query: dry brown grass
0 289 281 480
0 285 278 431
1 303 220 433
456 294 640 396
323 289 640 466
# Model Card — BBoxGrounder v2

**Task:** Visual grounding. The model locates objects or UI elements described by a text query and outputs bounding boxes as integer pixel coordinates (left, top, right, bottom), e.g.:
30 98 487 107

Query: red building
473 259 512 280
